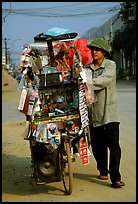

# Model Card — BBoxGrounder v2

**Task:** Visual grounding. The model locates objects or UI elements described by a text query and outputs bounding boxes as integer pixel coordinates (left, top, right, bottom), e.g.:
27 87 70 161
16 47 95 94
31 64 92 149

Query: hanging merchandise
47 123 59 142
79 136 89 165
18 86 28 111
34 122 47 143
17 27 93 192
20 91 30 114
20 44 32 54
79 83 89 129
27 95 36 116
27 91 39 116
82 68 97 105
33 122 61 145
53 40 75 71
75 38 92 65
33 97 41 115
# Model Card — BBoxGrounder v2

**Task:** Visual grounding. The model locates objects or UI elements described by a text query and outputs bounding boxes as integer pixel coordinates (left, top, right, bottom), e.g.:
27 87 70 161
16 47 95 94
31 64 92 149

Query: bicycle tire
61 141 73 195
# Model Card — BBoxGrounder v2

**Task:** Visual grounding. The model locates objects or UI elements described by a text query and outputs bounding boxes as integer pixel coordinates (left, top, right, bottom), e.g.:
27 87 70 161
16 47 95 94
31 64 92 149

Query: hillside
82 13 123 40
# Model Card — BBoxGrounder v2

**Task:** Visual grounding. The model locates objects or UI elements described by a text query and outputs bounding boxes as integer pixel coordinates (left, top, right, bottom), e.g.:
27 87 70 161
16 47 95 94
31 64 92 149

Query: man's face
91 47 105 60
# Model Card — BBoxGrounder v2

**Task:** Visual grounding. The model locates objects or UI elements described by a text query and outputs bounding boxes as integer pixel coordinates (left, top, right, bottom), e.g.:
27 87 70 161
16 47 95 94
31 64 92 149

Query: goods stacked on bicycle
17 27 94 194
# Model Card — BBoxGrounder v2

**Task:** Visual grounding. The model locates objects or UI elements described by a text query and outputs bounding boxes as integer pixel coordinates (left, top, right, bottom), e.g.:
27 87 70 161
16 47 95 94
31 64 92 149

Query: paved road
2 79 136 202
2 79 136 121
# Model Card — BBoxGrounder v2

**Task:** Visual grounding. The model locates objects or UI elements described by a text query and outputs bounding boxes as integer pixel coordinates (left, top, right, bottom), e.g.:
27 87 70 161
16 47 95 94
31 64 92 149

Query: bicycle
18 30 91 195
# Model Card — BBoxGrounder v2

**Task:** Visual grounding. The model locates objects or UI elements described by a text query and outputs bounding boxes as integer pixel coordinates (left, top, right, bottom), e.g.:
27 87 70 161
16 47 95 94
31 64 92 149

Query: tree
113 2 136 57
112 2 136 78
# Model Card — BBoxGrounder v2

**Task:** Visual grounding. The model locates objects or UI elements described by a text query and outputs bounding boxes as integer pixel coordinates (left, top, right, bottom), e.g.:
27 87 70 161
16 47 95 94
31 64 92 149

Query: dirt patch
2 71 136 202
2 69 18 92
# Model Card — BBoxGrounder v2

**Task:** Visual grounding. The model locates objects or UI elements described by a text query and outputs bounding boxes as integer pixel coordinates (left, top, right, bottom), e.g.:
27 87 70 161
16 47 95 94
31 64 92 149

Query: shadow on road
73 172 111 187
2 153 65 196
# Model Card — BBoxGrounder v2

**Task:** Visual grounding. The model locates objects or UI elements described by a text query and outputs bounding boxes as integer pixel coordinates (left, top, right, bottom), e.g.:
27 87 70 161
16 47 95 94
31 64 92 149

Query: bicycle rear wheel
61 140 73 195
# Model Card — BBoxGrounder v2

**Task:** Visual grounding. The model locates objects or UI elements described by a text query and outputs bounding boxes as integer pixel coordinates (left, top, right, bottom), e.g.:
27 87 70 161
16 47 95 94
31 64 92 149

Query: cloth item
46 27 69 36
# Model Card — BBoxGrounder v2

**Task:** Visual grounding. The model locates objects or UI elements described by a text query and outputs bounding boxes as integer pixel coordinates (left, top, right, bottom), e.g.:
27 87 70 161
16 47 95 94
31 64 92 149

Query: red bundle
75 38 92 65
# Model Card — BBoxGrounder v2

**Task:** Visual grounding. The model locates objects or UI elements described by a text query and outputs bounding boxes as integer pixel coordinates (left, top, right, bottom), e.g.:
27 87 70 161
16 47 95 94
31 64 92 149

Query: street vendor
83 38 125 188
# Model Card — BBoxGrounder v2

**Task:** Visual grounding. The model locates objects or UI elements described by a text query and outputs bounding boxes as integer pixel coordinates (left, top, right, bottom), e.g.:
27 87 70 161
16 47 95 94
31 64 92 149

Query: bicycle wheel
61 140 73 195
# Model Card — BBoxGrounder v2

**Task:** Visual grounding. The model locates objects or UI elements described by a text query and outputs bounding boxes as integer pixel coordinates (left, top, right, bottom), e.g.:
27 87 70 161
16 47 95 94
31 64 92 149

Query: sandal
111 180 125 188
98 175 109 180
119 180 125 186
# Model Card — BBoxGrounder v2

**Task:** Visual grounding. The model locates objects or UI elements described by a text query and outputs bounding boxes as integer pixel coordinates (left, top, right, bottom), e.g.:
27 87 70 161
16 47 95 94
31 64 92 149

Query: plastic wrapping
18 86 28 110
82 68 97 105
46 27 69 36
75 38 92 65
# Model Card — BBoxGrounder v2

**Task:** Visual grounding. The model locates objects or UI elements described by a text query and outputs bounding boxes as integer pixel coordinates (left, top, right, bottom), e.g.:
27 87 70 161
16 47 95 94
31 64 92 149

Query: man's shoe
119 180 125 186
98 175 109 180
111 180 125 188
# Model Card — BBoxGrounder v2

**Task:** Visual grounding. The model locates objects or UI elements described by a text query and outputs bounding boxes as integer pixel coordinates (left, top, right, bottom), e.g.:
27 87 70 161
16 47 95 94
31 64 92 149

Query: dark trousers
90 122 121 183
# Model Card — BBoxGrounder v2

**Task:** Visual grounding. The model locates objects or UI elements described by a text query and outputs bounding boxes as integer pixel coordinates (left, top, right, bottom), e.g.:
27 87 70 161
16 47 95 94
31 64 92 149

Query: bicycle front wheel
61 140 73 195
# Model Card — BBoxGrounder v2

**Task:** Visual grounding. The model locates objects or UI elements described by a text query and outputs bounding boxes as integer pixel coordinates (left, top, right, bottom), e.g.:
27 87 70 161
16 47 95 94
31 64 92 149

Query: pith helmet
87 38 110 54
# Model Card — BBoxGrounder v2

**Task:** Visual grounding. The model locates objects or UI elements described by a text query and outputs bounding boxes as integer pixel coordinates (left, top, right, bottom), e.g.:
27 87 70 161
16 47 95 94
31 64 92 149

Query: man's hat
87 38 110 54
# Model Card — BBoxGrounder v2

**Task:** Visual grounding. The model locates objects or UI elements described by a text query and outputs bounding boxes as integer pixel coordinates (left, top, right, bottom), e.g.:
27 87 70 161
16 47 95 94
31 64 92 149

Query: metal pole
4 38 8 65
110 18 113 42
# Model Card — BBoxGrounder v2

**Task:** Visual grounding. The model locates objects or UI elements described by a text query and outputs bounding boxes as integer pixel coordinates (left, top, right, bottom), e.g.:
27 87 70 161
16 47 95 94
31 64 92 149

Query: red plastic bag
75 38 92 65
